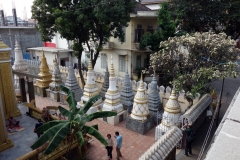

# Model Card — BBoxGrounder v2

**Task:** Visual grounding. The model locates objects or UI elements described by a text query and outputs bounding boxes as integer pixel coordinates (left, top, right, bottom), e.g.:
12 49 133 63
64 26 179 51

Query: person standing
106 134 113 160
181 123 193 156
115 131 122 160
34 119 43 138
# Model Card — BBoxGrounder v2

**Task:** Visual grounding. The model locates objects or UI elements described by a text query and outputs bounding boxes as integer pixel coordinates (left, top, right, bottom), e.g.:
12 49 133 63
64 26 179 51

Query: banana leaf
85 111 117 122
31 123 66 149
35 120 65 134
60 85 70 94
82 125 107 146
76 131 85 146
91 124 98 130
60 86 77 112
58 106 73 119
44 122 71 155
79 95 102 114
66 92 77 112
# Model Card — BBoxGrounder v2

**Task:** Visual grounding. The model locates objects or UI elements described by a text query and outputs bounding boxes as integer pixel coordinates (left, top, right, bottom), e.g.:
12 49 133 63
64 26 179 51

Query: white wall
94 49 134 77
55 32 69 49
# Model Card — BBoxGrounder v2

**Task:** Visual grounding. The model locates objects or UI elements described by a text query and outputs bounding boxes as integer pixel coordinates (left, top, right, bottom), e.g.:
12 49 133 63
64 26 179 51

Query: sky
0 0 34 20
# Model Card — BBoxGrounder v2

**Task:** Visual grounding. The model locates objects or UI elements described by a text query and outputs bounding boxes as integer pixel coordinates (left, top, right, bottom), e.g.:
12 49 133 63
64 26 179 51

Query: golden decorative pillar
0 39 15 152
0 38 21 119
34 50 52 97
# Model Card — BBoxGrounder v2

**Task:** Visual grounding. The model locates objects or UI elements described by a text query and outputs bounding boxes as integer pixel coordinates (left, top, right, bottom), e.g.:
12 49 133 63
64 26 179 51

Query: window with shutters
119 55 125 72
136 55 141 68
147 25 154 34
135 24 144 42
101 53 107 68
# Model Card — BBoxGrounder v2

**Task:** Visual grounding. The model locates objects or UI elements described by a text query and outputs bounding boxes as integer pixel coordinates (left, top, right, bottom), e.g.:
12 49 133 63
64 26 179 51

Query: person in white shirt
106 134 114 160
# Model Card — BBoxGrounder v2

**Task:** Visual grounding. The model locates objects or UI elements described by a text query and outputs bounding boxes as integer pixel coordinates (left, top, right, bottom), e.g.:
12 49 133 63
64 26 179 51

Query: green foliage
32 0 136 67
31 86 117 155
139 2 183 52
171 0 240 39
150 32 239 96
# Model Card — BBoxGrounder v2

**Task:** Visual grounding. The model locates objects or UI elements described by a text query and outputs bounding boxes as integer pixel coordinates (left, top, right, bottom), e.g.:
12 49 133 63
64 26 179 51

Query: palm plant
31 86 117 155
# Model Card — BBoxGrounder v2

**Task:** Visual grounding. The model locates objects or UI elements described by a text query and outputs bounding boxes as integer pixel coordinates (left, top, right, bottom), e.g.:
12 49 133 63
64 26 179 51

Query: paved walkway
0 95 155 160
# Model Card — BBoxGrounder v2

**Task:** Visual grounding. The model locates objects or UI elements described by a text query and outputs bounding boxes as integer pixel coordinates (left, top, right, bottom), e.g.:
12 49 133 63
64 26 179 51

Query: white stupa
12 38 28 96
155 87 181 140
102 55 123 112
130 73 149 121
101 54 126 125
77 57 103 113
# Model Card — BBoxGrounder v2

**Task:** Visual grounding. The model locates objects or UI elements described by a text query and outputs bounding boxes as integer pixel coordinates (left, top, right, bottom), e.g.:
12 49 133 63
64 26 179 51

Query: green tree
150 32 239 97
139 2 181 52
171 0 240 39
31 86 117 155
32 0 136 86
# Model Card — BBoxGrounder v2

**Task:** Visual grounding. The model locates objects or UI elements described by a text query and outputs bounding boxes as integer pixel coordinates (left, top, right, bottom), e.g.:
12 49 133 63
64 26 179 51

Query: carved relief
0 52 10 61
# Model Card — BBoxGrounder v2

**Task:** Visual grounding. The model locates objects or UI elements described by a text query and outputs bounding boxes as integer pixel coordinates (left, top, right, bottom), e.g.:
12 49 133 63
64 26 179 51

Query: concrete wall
34 50 69 66
0 27 43 57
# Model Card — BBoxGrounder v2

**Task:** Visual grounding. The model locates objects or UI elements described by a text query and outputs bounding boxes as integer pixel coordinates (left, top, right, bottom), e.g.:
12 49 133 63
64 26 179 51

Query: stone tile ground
0 95 155 160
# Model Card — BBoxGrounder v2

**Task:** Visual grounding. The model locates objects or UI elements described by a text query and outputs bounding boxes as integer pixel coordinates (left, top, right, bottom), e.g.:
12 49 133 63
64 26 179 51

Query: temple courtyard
0 76 238 160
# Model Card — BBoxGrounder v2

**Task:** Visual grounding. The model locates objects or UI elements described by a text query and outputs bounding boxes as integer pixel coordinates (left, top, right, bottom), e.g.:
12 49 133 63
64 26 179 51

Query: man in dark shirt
35 119 43 138
181 123 193 156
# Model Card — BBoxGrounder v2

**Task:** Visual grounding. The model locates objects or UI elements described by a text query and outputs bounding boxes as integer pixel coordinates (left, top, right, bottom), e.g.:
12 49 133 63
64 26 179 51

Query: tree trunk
78 53 85 87
92 36 103 68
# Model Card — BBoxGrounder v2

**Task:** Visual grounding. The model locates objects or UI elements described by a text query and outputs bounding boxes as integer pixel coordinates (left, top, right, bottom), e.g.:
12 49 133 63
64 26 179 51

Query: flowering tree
150 32 239 97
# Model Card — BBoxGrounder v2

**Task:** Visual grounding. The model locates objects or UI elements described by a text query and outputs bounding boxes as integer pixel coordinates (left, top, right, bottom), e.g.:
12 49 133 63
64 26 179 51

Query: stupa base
34 86 48 97
77 102 103 114
99 110 127 125
46 89 60 102
59 92 68 105
126 115 154 135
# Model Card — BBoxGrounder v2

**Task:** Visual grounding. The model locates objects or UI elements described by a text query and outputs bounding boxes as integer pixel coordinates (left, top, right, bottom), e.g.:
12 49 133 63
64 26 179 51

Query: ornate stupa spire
49 53 64 91
131 72 149 121
63 54 83 102
77 56 102 112
120 54 134 114
12 37 28 73
102 54 123 113
100 57 109 100
35 50 52 88
148 70 162 123
157 86 181 138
